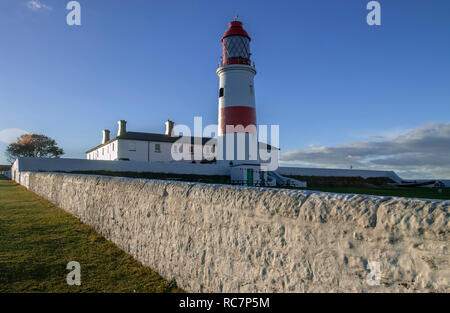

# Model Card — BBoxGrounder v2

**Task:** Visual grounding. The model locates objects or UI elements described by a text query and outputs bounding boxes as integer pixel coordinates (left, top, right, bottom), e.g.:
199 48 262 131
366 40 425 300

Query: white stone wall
12 157 229 176
19 172 449 293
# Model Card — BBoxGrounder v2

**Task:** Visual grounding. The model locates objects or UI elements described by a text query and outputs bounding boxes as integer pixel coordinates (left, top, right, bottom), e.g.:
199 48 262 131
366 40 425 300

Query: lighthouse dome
221 21 251 41
221 20 252 66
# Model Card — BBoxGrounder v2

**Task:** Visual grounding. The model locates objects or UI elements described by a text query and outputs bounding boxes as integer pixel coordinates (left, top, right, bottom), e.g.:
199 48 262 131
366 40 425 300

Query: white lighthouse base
230 164 272 186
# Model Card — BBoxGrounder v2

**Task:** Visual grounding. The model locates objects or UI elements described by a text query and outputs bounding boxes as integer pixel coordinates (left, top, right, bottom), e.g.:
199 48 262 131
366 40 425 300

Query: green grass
304 186 450 200
0 176 183 293
284 175 396 188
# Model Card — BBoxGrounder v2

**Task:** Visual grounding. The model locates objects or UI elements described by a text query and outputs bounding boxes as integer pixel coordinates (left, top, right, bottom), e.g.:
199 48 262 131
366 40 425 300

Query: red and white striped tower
216 19 258 164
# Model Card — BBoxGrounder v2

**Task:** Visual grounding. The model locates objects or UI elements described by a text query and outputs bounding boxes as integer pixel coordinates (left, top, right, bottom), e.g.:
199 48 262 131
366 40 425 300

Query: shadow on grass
0 178 184 293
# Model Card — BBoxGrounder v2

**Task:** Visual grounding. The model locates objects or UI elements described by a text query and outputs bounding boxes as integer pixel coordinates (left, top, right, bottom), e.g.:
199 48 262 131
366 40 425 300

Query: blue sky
1 0 449 178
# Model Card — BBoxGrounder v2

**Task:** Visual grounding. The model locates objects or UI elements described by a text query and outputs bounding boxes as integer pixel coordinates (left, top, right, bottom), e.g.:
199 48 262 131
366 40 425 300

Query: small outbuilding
230 164 274 186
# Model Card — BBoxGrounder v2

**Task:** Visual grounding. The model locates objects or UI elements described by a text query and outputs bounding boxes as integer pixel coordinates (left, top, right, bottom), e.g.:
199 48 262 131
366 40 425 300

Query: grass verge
0 176 183 293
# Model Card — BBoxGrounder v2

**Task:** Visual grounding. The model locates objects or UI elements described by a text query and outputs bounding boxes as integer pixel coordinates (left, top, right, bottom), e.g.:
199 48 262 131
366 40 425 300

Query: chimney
165 120 174 136
117 120 127 137
102 129 110 144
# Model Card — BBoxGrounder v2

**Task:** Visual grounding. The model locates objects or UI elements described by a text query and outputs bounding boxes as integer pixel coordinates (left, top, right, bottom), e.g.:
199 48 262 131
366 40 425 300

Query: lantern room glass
223 36 251 65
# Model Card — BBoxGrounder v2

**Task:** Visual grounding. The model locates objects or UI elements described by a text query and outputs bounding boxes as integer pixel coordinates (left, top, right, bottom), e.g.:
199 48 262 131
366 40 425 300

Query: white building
86 120 216 163
86 119 275 165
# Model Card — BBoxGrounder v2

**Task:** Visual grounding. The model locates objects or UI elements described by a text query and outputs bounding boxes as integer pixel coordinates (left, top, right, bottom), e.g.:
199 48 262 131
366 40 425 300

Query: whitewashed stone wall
12 157 229 176
21 172 449 292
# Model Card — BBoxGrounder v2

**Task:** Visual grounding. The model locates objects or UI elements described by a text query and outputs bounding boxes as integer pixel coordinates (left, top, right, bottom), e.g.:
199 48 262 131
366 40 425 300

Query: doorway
247 168 254 186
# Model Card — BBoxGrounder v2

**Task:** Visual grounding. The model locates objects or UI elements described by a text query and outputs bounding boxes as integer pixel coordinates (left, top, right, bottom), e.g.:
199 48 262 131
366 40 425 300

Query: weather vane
234 13 239 21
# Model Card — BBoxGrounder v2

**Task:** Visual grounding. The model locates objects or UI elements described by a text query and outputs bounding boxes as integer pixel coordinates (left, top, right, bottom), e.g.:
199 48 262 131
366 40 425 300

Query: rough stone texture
22 172 449 292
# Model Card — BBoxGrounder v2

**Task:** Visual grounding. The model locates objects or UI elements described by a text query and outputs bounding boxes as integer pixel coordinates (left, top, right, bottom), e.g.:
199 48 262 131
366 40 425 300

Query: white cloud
26 0 52 11
352 127 411 141
0 128 29 144
280 122 450 179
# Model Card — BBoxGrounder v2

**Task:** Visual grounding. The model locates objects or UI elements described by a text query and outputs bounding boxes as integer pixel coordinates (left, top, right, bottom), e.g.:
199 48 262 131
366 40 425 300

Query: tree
5 134 64 163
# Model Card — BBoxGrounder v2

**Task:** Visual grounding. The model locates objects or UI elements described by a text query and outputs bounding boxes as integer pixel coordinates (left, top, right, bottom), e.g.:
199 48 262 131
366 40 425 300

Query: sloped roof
119 132 213 144
86 131 277 153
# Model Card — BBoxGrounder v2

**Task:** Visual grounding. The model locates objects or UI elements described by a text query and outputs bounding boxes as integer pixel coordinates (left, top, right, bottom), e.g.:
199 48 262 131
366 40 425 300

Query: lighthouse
216 19 258 165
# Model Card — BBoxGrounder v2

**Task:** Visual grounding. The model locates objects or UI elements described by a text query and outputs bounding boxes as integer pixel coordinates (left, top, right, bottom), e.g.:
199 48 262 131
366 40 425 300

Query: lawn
0 176 183 293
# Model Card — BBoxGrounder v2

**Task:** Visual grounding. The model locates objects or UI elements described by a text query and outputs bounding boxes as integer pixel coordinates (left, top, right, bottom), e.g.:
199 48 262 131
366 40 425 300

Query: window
224 36 250 59
112 143 114 151
102 148 104 155
172 144 182 154
190 145 194 155
154 143 161 153
219 87 224 97
128 142 136 151
250 85 254 95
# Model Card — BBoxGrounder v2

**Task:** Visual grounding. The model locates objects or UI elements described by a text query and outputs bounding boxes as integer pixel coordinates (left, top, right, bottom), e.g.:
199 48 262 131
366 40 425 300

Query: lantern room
221 21 252 66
